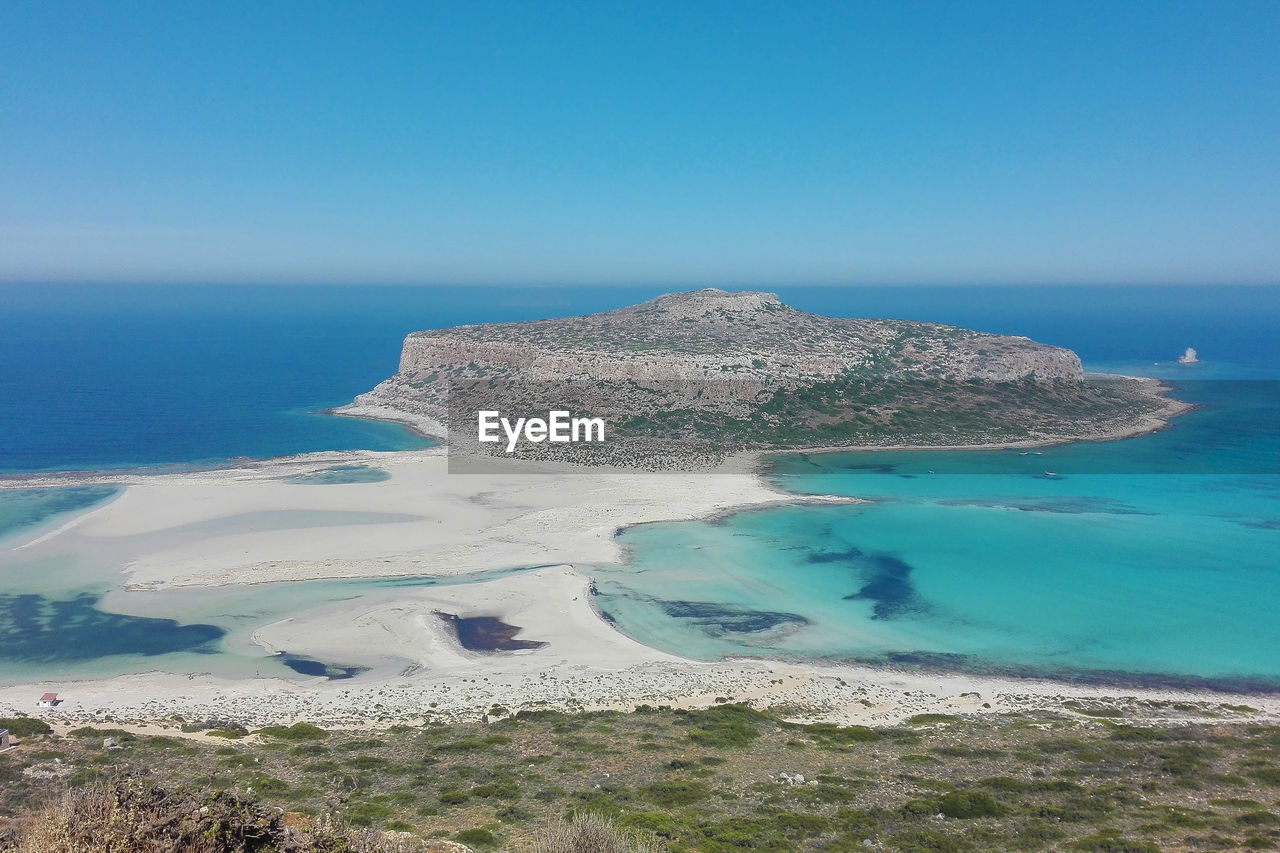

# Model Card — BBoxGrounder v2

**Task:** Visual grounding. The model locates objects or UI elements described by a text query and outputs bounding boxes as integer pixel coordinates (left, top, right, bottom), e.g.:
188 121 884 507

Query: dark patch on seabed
658 600 810 636
437 612 548 651
835 462 900 475
806 546 864 564
0 592 223 662
938 496 1153 515
278 654 368 680
842 554 928 619
806 547 929 619
0 486 118 539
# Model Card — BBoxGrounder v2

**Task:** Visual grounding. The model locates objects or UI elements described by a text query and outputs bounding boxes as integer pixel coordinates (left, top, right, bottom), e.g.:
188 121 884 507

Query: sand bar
3 424 1257 731
1 447 857 590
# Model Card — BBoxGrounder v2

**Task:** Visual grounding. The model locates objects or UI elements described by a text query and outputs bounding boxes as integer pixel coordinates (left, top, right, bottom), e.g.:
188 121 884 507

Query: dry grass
531 814 662 853
7 779 434 853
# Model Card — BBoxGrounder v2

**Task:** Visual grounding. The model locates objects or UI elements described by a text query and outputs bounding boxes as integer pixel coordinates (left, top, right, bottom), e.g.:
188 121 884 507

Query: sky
1 1 1278 286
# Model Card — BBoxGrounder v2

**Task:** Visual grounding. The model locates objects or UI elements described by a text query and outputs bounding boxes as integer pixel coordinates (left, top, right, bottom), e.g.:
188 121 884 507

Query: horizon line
3 279 1279 289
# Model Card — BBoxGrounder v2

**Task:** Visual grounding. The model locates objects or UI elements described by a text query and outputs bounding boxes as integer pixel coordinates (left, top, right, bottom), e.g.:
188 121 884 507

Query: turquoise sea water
595 377 1280 690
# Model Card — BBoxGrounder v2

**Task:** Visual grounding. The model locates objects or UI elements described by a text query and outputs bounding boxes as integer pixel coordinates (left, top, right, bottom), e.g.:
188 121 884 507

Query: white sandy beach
6 447 843 590
3 439 1274 732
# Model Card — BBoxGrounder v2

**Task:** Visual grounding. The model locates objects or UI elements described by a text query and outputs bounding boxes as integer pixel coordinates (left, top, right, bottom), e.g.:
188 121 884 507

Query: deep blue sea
3 283 1279 472
1 284 1278 687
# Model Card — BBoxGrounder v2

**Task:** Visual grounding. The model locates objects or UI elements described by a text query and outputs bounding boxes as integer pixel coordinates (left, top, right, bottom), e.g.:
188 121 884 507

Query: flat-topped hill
394 288 1083 383
345 290 1185 467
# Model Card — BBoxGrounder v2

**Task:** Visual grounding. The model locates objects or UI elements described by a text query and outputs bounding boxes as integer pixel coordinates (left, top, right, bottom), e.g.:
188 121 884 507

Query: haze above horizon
3 1 1278 287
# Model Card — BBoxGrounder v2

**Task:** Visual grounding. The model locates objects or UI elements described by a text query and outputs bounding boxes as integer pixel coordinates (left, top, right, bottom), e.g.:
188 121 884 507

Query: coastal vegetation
5 704 1280 851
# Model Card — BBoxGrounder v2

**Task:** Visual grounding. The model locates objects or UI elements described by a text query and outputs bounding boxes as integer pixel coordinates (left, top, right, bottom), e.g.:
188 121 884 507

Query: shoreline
5 633 1280 731
331 374 1194 472
324 402 447 443
0 381 1230 728
1 373 1193 489
762 375 1194 459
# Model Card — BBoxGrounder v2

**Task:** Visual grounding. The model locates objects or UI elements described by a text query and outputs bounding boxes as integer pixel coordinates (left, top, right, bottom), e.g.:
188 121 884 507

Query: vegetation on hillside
5 704 1280 851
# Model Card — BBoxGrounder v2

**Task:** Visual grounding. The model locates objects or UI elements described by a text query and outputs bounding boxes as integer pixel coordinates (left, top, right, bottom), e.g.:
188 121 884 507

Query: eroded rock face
387 288 1083 385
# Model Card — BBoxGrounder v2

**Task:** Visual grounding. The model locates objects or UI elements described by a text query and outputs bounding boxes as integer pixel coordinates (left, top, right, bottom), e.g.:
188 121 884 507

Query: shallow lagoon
282 464 391 485
595 378 1280 690
0 486 547 682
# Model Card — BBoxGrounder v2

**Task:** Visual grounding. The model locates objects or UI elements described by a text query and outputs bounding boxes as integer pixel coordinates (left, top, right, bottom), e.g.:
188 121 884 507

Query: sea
1 283 1278 690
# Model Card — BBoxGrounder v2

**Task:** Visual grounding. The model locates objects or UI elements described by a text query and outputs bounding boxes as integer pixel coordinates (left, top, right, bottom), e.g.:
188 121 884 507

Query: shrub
1068 835 1159 852
344 800 393 826
0 717 53 737
685 704 767 748
775 812 832 838
496 805 534 823
888 829 974 851
5 779 440 852
247 775 288 797
347 755 389 770
1247 767 1280 786
1014 820 1068 849
455 828 498 848
469 782 520 800
804 722 881 745
617 812 676 836
641 780 710 807
533 813 663 853
907 714 961 726
219 754 256 769
938 790 1002 819
1237 811 1280 827
253 722 329 741
836 808 880 832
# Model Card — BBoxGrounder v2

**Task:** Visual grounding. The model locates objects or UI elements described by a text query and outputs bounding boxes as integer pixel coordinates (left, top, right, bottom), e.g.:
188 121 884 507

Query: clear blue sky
2 1 1277 285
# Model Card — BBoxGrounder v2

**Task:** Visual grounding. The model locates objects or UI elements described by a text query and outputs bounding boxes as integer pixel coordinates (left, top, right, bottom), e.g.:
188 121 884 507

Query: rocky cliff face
389 289 1083 385
346 289 1172 465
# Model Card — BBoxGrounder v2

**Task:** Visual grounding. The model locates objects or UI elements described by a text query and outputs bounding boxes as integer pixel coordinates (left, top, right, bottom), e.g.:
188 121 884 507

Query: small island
341 289 1189 467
